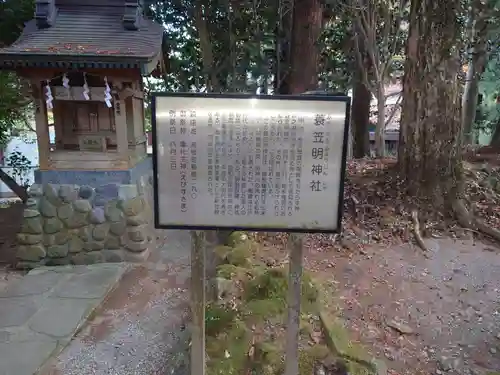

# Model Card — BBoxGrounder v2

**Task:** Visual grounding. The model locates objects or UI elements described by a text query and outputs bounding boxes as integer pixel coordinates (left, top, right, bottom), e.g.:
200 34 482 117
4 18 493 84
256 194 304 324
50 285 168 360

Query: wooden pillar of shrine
28 71 148 172
33 80 51 170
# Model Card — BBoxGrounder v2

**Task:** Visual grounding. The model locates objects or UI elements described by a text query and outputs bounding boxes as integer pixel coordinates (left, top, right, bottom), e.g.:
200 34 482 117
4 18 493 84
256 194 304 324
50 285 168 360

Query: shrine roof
0 7 164 73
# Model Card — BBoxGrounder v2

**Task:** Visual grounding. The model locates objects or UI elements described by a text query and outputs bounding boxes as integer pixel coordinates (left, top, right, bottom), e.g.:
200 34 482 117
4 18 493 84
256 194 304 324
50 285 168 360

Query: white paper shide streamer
45 80 53 109
83 73 90 100
62 73 71 98
104 76 112 108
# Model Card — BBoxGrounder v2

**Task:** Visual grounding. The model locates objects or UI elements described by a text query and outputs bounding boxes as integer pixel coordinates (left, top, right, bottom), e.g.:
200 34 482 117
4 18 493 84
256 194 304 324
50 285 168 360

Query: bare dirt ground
310 238 500 375
255 235 500 375
253 157 500 375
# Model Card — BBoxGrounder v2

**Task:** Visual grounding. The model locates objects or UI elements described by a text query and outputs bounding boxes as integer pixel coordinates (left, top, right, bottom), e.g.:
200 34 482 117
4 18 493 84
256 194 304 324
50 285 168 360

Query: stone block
104 235 121 250
23 209 40 219
39 197 57 217
104 201 123 222
28 184 43 197
93 196 107 207
16 180 154 267
43 234 55 247
110 221 126 236
21 217 43 234
17 234 43 245
45 257 71 266
25 198 38 208
58 185 78 203
74 199 92 213
57 203 74 220
43 184 63 206
43 217 63 234
16 261 41 270
78 227 92 242
68 236 84 253
55 232 69 245
125 238 149 253
126 215 147 226
17 245 46 261
71 252 105 265
89 207 106 224
92 223 110 241
123 248 150 262
83 241 105 252
102 249 125 263
120 196 144 216
47 244 69 258
127 225 148 242
63 212 89 229
78 185 94 199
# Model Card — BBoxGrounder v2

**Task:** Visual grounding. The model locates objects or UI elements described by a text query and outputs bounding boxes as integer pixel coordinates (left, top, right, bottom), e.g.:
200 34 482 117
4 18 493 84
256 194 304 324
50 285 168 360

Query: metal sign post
151 93 350 375
284 233 304 375
190 230 206 375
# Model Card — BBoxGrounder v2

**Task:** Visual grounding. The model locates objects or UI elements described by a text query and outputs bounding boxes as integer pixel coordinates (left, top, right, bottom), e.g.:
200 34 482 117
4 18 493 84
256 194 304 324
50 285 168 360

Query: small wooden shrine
0 0 164 174
0 0 164 268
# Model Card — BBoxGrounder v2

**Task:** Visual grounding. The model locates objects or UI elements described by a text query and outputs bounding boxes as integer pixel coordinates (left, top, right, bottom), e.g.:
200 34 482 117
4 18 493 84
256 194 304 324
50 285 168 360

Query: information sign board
151 93 350 233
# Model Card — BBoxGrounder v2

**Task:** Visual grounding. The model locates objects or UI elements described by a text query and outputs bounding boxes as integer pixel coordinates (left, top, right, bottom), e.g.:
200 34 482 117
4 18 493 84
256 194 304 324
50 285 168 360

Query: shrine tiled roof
0 6 164 72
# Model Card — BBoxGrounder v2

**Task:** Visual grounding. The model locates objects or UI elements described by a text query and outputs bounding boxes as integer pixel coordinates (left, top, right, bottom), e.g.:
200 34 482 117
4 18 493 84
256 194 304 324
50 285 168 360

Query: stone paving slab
0 263 128 375
39 230 192 375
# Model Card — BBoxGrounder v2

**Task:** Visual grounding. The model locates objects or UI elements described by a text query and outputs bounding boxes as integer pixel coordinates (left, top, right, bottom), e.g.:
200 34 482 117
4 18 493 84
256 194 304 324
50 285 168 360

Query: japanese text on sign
153 95 349 232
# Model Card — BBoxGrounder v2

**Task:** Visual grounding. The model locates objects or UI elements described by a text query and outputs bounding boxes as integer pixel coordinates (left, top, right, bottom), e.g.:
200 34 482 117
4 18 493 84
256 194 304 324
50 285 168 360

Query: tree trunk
275 4 294 94
461 60 485 144
375 87 386 157
462 11 489 144
194 1 219 92
160 33 170 85
287 0 323 94
351 79 370 158
399 0 463 207
0 168 28 202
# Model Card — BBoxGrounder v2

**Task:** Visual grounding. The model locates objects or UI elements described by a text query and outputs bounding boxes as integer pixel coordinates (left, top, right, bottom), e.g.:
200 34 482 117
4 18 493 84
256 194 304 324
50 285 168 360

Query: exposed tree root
411 209 429 253
453 199 500 243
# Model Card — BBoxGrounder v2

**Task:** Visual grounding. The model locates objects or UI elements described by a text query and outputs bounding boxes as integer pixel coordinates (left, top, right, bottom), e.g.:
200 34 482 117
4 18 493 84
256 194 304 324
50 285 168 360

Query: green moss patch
319 310 376 370
206 233 378 375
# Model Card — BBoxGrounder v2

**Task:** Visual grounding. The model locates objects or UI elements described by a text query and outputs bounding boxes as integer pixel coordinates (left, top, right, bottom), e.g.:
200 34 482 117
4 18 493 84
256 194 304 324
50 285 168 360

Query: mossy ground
205 232 377 375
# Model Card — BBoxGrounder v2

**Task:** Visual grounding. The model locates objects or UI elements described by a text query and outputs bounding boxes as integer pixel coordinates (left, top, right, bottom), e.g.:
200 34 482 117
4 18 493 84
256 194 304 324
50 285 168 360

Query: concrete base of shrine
15 159 156 269
34 157 152 187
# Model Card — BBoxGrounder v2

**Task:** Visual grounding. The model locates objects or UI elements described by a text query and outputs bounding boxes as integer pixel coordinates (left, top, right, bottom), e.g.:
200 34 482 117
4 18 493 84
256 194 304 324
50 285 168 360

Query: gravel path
306 237 500 375
41 230 191 375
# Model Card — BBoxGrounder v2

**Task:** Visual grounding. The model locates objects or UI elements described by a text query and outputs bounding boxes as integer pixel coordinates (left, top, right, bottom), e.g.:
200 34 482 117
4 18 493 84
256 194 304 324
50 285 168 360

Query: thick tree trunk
351 79 371 158
0 168 28 202
287 0 323 94
399 0 463 207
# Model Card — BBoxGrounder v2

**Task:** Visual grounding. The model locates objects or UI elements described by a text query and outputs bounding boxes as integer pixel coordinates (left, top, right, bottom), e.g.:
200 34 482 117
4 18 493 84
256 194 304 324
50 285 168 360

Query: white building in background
0 126 55 198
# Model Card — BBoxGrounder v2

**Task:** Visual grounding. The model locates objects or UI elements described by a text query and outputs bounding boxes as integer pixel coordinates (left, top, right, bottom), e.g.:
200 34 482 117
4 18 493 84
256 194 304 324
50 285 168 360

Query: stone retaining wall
16 183 154 269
